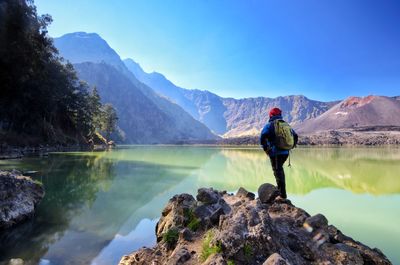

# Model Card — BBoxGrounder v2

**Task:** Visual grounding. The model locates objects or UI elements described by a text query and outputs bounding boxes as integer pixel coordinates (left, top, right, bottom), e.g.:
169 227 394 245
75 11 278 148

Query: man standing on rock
260 107 298 199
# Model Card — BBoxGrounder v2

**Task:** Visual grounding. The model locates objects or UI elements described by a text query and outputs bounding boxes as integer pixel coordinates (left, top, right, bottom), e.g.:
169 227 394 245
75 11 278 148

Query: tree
0 0 117 145
100 104 118 140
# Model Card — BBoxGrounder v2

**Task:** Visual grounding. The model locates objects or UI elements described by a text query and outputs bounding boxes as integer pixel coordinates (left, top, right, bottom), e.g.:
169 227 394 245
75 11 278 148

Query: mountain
55 32 217 143
55 32 126 71
123 58 336 137
221 96 337 137
297 95 400 133
123 59 206 122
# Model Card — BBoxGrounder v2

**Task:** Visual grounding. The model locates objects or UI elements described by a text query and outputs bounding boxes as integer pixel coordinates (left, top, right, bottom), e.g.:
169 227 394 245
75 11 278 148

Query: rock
119 184 392 265
323 243 364 264
197 188 221 204
236 187 255 200
263 253 288 265
167 247 191 265
156 193 196 241
193 189 231 227
304 214 328 231
179 228 193 242
258 183 280 204
193 204 213 220
203 253 227 265
0 170 44 230
8 259 24 265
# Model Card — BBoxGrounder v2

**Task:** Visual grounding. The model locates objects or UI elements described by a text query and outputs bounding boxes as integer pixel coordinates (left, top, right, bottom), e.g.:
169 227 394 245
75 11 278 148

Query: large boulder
258 183 280 203
0 170 45 229
197 188 221 204
120 184 392 265
155 193 196 241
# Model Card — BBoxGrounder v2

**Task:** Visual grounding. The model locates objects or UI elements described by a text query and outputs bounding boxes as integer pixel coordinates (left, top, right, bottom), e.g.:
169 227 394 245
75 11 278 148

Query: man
260 107 298 199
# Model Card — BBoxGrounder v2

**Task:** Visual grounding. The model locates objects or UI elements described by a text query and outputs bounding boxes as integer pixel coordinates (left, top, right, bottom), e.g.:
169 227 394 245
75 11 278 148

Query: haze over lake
0 146 399 264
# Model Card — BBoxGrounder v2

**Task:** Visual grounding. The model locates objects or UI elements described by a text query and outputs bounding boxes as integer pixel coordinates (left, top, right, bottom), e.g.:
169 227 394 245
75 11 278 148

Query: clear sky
35 0 400 101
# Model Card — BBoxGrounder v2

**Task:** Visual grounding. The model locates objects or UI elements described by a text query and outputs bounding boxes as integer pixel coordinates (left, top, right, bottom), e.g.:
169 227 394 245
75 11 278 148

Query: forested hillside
0 0 116 146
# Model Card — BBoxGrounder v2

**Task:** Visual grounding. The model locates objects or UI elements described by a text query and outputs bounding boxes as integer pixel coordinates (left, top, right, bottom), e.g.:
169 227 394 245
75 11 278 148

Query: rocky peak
340 95 376 109
119 185 391 265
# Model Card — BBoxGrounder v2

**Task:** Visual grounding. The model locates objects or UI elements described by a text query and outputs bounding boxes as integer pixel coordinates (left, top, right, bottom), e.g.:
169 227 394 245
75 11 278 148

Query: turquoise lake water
0 146 399 264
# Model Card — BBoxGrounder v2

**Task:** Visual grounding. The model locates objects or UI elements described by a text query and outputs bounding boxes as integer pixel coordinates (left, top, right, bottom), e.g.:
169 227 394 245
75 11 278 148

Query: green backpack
273 119 294 150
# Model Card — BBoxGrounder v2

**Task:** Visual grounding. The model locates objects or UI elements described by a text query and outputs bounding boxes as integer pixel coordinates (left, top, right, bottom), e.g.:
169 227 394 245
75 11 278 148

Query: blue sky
35 0 400 101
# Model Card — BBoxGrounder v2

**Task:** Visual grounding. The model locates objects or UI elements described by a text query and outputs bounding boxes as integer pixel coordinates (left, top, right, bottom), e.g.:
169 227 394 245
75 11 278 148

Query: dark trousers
269 154 289 198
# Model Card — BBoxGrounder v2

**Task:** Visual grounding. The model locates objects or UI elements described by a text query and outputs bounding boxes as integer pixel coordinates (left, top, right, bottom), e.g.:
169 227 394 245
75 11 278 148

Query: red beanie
269 107 282 117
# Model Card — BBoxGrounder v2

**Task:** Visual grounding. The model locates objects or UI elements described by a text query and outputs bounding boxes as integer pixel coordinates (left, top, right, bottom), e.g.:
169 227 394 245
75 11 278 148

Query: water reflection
0 147 399 264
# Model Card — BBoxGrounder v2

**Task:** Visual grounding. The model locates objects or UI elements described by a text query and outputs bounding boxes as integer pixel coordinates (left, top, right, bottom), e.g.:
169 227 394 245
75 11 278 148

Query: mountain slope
123 58 336 136
55 32 127 72
124 59 205 121
222 96 336 137
55 32 217 143
297 95 400 133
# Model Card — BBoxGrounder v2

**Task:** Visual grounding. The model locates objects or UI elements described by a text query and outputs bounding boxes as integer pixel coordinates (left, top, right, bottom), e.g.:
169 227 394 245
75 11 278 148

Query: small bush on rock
200 230 222 261
184 208 201 231
162 228 179 247
243 243 253 260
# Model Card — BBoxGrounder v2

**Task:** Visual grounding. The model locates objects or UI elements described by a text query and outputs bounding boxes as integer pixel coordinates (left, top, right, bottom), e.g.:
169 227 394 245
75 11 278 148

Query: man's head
269 107 282 118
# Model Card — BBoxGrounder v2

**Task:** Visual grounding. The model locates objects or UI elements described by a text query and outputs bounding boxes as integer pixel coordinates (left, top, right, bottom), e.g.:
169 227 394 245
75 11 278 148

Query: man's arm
260 124 270 151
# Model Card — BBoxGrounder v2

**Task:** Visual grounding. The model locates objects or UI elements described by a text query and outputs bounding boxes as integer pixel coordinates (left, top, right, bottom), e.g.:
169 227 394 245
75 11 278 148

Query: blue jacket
260 115 298 156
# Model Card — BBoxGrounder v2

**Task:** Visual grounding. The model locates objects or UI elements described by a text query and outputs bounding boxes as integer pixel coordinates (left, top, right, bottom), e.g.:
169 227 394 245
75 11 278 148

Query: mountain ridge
55 32 400 139
55 32 218 143
296 95 400 133
123 58 337 136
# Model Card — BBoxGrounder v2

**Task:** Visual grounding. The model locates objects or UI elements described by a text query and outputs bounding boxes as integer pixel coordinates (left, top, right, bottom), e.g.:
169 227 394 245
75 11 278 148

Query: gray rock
258 183 280 204
236 187 255 200
305 214 328 230
0 170 44 230
197 188 221 204
156 193 196 241
194 204 213 220
210 207 225 225
179 228 193 242
167 247 191 265
263 253 288 265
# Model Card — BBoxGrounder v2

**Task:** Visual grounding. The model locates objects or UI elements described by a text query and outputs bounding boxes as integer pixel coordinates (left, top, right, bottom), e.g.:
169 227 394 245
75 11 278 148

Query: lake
0 146 399 264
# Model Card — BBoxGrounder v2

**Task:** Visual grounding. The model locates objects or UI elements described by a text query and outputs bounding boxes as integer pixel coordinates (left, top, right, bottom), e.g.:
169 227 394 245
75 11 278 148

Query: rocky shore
0 144 85 160
298 129 400 146
0 170 45 229
0 140 114 160
119 184 392 265
216 128 400 146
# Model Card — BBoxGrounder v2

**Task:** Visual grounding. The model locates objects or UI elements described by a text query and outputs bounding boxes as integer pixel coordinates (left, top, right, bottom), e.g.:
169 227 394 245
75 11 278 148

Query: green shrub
184 208 201 231
243 243 253 259
200 230 222 261
162 228 179 246
227 260 235 265
187 216 201 231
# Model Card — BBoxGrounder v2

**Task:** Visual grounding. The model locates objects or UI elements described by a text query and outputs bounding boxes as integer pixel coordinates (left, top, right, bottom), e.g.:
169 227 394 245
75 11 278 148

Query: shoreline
2 143 400 160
